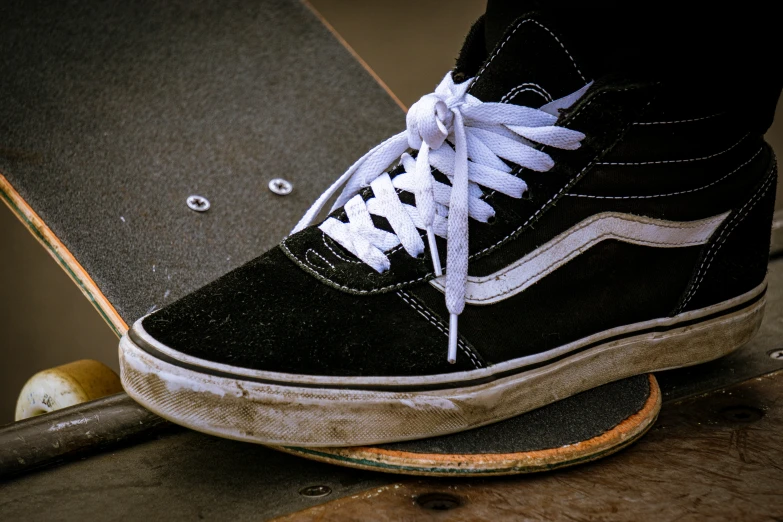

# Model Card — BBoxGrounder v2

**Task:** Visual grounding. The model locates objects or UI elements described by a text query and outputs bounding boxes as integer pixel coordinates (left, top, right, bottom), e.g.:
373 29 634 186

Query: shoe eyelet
522 189 533 201
452 71 467 83
486 215 497 225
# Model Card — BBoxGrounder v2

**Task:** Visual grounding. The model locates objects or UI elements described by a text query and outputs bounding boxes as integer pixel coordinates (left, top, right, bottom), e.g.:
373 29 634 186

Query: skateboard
279 374 660 477
0 0 657 478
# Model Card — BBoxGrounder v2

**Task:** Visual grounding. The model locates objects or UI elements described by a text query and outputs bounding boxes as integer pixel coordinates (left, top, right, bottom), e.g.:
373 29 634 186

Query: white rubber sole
119 282 766 447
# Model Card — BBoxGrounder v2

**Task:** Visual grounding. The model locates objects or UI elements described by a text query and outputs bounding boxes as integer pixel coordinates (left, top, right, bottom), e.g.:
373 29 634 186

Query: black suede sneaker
119 13 777 447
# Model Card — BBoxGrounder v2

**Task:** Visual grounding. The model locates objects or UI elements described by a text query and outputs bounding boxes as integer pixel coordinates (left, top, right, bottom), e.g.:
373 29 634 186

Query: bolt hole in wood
720 406 765 423
415 492 462 511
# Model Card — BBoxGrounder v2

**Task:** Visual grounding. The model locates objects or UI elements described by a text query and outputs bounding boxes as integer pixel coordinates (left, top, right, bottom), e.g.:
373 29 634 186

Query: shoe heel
677 147 778 314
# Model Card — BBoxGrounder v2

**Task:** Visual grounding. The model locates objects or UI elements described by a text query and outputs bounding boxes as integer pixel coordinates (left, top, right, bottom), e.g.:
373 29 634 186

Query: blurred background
0 0 780 424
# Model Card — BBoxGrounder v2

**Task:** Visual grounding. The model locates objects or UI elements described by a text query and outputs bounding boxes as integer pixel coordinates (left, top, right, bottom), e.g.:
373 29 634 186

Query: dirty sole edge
118 289 763 447
273 374 660 476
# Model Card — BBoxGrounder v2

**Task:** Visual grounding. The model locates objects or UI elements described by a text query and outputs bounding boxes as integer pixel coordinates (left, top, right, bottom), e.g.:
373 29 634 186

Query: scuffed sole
119 286 765 447
275 374 661 476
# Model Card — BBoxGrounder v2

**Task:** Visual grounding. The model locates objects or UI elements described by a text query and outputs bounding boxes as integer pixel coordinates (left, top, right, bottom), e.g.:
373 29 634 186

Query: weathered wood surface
276 370 783 521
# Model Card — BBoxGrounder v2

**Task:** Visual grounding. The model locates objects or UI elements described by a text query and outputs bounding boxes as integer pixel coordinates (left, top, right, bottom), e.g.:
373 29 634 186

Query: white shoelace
293 72 589 363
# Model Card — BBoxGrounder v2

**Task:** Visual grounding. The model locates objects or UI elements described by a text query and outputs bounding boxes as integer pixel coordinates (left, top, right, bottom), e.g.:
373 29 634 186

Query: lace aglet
447 313 458 364
426 228 442 277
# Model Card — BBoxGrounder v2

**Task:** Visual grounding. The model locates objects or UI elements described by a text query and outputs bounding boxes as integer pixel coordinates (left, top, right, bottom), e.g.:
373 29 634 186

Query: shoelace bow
293 72 588 363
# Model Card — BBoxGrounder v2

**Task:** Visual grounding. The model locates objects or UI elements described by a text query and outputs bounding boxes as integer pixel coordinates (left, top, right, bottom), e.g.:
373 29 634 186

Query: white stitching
286 88 645 291
397 290 483 369
598 133 749 166
397 290 481 368
563 86 637 123
677 163 776 312
473 162 595 258
305 249 334 270
282 241 431 294
500 83 553 104
473 19 586 85
458 213 728 303
471 88 649 258
387 231 425 256
469 93 608 255
322 233 361 263
633 113 723 125
568 147 763 199
679 172 774 310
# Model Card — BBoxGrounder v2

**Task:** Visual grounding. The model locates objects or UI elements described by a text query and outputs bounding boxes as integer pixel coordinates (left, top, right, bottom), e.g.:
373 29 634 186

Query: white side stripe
430 211 730 305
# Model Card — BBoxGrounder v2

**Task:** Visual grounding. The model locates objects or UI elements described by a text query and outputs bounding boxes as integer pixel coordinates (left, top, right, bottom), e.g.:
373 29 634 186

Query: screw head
186 195 210 212
269 178 293 196
298 485 331 498
769 349 783 360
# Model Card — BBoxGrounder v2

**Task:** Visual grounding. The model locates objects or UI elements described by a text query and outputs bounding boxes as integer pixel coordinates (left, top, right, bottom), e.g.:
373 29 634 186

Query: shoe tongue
467 12 590 107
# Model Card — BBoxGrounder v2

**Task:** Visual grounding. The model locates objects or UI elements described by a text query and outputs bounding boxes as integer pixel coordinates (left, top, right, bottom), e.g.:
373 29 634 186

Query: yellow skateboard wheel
15 360 122 421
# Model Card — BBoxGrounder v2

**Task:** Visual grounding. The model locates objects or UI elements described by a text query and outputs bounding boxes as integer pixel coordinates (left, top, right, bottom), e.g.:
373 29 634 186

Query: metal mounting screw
769 349 783 360
269 178 293 196
186 195 210 212
298 485 331 498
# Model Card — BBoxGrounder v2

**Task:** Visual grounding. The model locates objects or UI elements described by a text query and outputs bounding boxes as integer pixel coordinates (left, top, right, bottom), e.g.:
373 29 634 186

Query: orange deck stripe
301 0 408 112
0 173 128 337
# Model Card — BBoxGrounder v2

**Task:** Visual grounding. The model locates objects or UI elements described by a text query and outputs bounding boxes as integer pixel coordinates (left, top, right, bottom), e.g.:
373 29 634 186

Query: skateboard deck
0 0 404 337
279 374 660 476
1 0 657 478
